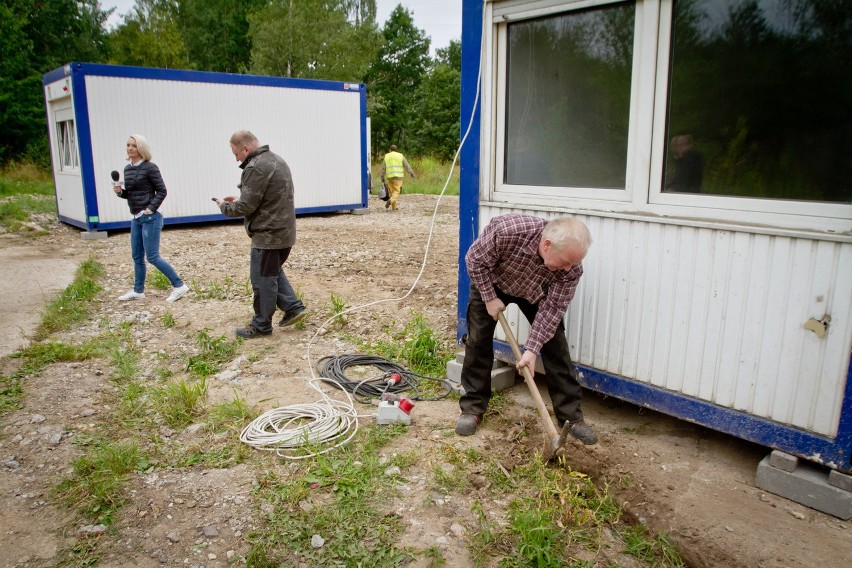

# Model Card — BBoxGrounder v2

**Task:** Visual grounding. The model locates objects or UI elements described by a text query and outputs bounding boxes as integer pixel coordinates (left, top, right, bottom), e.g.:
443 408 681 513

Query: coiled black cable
316 354 454 404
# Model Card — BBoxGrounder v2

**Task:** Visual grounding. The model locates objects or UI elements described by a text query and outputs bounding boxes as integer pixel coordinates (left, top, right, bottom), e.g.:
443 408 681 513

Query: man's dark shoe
455 414 482 436
235 326 271 339
384 200 391 209
278 309 307 327
569 420 598 445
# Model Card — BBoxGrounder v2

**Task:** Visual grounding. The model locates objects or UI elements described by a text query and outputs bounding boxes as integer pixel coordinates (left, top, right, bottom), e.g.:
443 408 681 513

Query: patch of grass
0 163 55 233
184 328 240 377
189 275 250 300
110 346 139 383
54 436 145 525
620 525 685 567
361 311 455 378
502 500 565 567
160 310 176 328
35 254 105 340
154 377 208 428
117 382 152 428
1 340 104 414
247 424 410 566
326 291 348 328
209 395 255 433
148 270 172 290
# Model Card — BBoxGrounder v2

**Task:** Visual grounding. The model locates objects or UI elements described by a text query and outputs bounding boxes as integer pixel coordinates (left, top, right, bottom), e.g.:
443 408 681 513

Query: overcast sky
101 0 462 54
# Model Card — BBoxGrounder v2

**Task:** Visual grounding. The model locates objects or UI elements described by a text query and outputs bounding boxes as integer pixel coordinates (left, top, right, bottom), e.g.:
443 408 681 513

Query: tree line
0 0 461 168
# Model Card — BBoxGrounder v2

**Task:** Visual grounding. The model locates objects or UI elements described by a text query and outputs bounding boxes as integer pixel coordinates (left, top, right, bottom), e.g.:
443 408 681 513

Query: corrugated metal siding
83 76 363 224
481 205 852 438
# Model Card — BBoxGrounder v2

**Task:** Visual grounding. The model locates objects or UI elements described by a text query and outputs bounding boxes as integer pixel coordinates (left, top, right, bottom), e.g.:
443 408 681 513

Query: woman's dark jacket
118 161 168 215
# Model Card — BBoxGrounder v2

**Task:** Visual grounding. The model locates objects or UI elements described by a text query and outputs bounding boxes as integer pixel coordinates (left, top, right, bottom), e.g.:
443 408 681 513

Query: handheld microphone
111 170 120 182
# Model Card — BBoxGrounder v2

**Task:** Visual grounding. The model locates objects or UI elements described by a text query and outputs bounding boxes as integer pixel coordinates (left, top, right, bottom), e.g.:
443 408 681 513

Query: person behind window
666 134 704 193
113 134 190 303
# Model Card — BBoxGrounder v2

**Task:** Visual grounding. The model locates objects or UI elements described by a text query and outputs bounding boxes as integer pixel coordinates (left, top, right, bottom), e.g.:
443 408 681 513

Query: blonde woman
113 134 189 303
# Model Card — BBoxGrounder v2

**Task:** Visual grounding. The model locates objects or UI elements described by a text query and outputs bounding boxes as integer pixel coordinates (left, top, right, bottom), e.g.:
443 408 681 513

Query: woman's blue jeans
130 211 184 293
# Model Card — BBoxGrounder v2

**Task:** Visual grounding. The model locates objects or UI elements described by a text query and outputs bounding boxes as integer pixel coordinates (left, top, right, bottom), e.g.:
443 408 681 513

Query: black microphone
111 170 120 182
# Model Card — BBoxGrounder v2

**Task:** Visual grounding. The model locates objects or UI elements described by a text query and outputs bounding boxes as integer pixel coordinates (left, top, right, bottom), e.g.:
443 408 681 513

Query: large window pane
664 0 852 203
505 2 635 189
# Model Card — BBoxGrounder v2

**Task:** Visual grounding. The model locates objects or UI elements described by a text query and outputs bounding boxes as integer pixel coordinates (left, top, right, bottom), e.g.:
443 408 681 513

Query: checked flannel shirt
465 214 583 355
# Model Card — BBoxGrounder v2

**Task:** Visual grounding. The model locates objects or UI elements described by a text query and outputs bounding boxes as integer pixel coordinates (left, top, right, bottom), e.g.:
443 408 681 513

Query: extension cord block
376 401 412 425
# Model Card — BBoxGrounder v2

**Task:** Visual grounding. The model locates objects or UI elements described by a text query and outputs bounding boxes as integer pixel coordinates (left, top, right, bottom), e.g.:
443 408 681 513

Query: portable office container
459 0 852 474
42 62 368 231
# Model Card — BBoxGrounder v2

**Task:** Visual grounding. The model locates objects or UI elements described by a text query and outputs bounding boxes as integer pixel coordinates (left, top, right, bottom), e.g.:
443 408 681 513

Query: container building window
57 119 79 171
664 0 851 203
504 1 635 189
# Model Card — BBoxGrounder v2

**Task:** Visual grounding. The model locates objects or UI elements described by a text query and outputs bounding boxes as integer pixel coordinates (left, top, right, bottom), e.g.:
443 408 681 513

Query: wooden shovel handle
497 312 560 440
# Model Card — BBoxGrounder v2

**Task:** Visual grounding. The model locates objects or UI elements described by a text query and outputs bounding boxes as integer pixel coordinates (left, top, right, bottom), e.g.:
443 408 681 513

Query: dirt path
0 236 83 357
0 194 849 567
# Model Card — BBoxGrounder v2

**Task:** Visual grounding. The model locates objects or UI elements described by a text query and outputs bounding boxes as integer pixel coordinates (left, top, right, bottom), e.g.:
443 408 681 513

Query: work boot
455 414 481 436
278 308 307 327
235 326 271 339
385 200 391 209
568 420 598 445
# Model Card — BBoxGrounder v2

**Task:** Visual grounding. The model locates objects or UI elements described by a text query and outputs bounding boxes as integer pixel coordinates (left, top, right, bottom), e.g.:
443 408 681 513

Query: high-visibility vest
384 151 405 178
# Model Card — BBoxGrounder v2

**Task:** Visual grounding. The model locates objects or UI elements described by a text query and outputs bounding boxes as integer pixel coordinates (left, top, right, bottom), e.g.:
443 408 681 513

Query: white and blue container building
42 62 369 231
458 0 852 477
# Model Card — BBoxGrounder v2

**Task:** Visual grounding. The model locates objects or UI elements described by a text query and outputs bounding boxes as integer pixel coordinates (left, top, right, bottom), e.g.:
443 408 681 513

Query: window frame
483 0 852 235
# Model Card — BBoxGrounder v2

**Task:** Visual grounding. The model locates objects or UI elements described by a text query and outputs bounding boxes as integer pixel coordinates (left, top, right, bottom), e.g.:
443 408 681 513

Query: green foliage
177 0 265 73
249 0 381 81
54 436 144 525
0 162 54 196
362 311 454 377
502 501 565 568
0 0 110 165
148 270 171 290
248 424 410 566
408 41 462 161
189 275 249 300
160 310 176 328
184 328 240 377
208 395 256 433
365 5 431 153
108 0 189 68
620 525 685 567
110 346 140 383
371 156 459 195
155 377 208 428
327 292 349 327
34 255 104 340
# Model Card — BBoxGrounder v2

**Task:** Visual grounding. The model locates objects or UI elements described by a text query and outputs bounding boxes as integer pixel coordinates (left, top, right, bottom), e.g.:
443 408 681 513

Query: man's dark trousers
459 283 584 425
249 247 302 333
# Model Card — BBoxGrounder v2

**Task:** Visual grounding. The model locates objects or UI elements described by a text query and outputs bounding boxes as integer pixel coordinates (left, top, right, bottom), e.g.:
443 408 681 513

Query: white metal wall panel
83 76 363 224
479 204 852 438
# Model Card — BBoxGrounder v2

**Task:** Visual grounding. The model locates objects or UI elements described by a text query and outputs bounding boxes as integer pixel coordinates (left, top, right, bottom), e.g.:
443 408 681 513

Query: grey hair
230 130 260 149
542 217 592 255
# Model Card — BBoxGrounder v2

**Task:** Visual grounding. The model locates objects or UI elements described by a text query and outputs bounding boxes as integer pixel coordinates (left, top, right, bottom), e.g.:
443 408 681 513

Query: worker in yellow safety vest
379 145 416 211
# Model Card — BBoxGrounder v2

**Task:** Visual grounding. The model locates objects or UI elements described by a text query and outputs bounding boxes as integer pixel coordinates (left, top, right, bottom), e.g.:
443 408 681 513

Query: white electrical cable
240 0 488 459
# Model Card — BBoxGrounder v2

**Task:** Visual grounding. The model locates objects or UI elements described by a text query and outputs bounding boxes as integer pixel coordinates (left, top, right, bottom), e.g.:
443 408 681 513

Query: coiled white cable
239 0 487 460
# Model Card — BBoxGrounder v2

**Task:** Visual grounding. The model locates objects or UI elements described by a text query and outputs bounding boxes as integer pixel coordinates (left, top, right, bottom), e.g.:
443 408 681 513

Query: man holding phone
213 130 307 338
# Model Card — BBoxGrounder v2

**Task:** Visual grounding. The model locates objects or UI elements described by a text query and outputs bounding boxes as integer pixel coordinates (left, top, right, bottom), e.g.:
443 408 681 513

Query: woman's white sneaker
119 291 145 301
166 284 190 303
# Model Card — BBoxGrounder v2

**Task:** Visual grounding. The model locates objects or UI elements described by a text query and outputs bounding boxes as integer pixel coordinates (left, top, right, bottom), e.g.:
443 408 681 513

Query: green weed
54 436 145 525
327 292 348 328
35 254 105 340
620 525 685 567
148 270 171 290
208 395 255 433
154 377 208 428
247 424 410 566
189 275 249 300
184 328 240 377
361 311 455 378
160 311 176 328
110 346 139 383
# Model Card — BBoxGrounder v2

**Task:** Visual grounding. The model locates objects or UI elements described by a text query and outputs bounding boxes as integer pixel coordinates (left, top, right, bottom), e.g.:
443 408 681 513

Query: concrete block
768 450 798 472
446 354 518 394
350 207 369 215
491 364 518 392
80 230 107 240
755 455 852 520
445 359 463 391
829 469 852 492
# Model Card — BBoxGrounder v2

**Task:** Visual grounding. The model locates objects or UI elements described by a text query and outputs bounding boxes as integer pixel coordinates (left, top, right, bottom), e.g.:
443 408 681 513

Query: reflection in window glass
665 0 851 202
57 120 79 170
505 2 635 189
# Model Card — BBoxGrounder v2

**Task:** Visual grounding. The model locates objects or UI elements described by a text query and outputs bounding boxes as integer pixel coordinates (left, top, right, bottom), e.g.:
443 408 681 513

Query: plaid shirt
466 214 583 354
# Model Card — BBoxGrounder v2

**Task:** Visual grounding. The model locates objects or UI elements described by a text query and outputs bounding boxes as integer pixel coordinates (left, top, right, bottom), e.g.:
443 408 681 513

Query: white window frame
54 106 79 172
482 0 852 236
